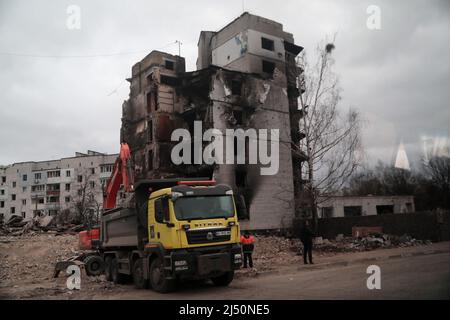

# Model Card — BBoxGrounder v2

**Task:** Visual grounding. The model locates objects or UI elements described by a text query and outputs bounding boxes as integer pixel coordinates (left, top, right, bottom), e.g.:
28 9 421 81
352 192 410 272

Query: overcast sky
0 0 449 168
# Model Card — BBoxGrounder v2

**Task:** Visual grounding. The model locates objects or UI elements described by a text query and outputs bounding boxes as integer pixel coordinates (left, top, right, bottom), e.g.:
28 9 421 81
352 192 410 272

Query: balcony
45 203 60 210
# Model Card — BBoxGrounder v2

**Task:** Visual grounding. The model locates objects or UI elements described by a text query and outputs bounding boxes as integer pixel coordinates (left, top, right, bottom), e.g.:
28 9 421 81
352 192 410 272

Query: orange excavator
78 143 134 250
103 142 134 209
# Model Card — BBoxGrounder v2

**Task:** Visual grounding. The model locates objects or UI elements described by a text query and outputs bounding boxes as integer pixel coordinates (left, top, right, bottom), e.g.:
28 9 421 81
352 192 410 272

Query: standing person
300 220 314 264
240 231 255 268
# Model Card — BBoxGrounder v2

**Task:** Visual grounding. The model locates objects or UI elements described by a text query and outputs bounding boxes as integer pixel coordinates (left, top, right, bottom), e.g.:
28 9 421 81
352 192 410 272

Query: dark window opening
231 80 242 95
261 37 275 51
160 75 180 86
376 205 394 215
146 92 152 112
164 60 175 70
233 110 243 125
148 120 153 142
148 150 154 170
344 206 362 217
321 207 334 218
235 169 247 188
262 60 275 74
146 74 152 86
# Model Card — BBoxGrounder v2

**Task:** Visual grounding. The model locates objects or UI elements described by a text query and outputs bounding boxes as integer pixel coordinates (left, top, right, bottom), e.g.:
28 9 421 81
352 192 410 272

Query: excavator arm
103 143 134 209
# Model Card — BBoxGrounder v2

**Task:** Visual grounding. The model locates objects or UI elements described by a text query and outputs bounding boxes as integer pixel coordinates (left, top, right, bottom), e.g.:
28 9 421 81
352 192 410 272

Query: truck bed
101 207 140 248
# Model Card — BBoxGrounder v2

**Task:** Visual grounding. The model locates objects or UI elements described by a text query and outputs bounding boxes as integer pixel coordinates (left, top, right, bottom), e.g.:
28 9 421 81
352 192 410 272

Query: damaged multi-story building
120 12 306 230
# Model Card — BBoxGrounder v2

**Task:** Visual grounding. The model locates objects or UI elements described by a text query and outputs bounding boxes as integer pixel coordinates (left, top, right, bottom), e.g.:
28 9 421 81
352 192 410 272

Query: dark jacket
300 225 314 244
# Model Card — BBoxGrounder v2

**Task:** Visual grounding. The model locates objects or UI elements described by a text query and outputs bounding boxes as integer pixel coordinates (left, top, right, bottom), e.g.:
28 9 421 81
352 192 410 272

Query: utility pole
175 40 182 56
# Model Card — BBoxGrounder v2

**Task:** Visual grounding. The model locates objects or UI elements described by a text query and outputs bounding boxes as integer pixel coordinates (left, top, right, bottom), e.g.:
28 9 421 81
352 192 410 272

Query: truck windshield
173 195 234 220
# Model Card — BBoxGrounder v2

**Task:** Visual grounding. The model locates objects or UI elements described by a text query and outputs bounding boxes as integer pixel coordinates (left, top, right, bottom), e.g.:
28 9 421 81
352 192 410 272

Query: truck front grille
186 227 231 245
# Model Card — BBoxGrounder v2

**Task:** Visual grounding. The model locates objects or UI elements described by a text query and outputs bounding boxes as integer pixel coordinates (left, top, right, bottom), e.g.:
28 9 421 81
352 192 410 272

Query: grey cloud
0 0 449 168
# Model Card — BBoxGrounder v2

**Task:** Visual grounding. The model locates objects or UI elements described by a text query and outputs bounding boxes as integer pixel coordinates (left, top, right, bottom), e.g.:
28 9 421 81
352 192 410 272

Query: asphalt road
96 251 450 300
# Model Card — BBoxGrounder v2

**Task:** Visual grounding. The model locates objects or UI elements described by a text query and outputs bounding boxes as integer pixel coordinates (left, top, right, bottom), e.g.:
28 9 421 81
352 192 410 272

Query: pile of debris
314 233 432 252
237 233 433 275
0 215 85 237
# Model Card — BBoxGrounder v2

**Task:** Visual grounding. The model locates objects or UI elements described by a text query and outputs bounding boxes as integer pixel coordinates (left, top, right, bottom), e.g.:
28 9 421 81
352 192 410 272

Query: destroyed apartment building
120 12 306 230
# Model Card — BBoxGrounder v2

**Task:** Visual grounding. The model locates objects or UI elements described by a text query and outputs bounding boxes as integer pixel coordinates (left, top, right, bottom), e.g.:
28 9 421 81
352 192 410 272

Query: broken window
376 205 394 215
344 206 362 217
148 150 154 170
77 175 83 183
11 207 15 214
262 60 275 74
148 119 153 142
0 201 4 208
1 176 5 183
147 92 152 112
231 80 242 95
164 60 175 70
235 169 247 188
261 37 275 51
160 75 180 86
321 207 334 218
11 194 16 201
233 110 243 125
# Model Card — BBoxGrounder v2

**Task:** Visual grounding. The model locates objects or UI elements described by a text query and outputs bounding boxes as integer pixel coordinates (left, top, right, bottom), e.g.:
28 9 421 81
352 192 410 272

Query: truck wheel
149 257 175 293
211 271 234 287
111 258 126 284
84 255 105 276
133 258 149 289
104 256 113 281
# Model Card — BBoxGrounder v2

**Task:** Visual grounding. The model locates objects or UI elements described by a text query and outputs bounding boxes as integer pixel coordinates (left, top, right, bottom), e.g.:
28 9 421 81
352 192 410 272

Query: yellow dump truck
99 179 242 293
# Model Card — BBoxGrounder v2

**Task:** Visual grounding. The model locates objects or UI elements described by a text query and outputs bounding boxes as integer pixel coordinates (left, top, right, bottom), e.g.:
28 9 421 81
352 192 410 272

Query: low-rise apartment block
0 151 117 222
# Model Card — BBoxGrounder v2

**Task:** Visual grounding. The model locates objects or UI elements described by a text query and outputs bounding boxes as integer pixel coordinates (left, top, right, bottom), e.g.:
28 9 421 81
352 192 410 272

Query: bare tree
423 154 450 209
294 40 363 228
71 170 101 226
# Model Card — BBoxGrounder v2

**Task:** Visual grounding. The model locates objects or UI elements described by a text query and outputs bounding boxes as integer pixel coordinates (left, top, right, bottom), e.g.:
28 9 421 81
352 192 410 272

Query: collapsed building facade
120 13 306 230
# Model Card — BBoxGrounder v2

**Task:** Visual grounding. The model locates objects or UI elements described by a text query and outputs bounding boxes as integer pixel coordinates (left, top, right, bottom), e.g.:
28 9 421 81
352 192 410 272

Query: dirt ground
0 232 434 299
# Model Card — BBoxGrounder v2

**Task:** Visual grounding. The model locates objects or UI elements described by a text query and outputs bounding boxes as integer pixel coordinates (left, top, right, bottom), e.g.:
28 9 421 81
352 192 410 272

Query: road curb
239 248 450 278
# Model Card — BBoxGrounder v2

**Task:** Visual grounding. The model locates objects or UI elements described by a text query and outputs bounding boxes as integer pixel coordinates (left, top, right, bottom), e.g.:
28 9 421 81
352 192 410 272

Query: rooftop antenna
242 0 245 13
175 40 182 56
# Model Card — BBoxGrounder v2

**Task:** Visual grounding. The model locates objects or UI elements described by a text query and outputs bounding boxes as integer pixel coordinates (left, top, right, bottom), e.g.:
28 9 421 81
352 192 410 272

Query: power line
0 41 179 59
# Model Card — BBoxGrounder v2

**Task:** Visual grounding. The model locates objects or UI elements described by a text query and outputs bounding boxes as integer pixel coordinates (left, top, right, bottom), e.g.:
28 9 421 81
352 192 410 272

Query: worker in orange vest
240 231 255 268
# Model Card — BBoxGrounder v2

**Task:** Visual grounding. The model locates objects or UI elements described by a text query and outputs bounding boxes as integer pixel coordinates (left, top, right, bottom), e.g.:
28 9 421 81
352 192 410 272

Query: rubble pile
314 233 432 252
0 215 85 237
0 233 79 286
237 233 433 275
252 236 302 271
